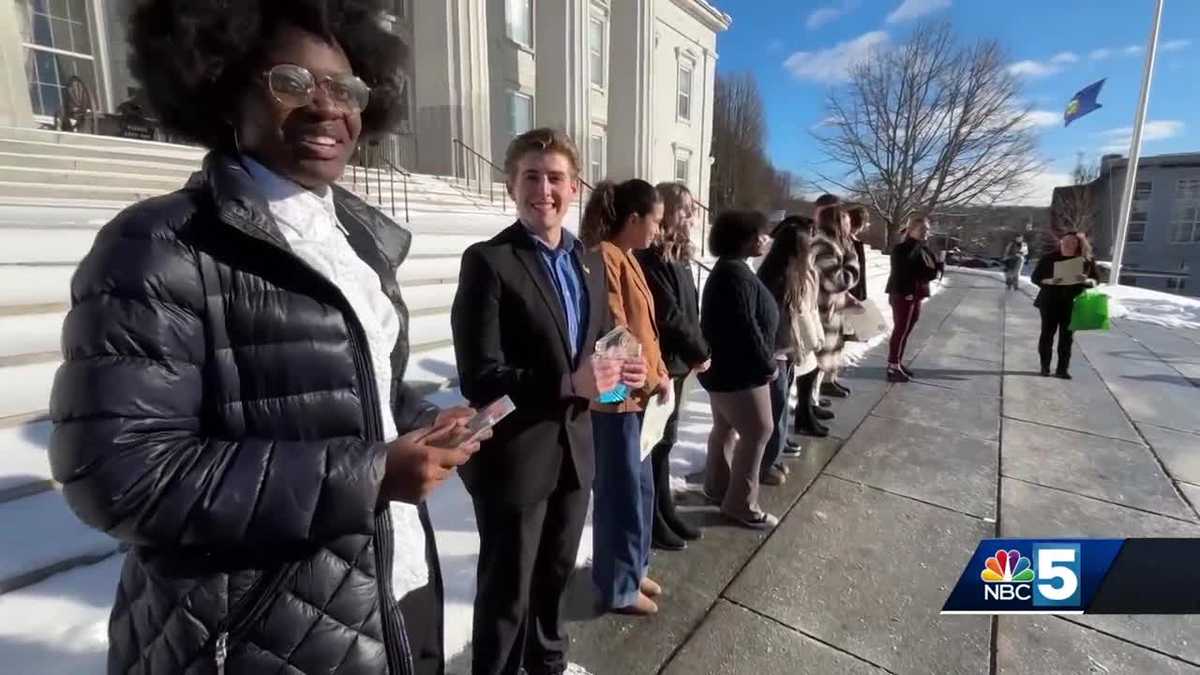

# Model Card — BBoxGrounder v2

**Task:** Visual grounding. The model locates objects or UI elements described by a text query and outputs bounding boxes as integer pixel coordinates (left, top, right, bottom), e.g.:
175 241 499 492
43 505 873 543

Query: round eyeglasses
261 64 371 113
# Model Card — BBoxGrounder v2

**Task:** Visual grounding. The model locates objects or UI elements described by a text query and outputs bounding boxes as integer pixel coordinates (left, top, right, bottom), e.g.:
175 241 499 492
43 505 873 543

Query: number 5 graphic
1034 544 1081 607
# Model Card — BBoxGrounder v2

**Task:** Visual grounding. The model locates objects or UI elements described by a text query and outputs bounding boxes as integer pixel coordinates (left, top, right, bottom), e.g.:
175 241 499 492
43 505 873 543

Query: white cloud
806 0 861 30
885 0 952 24
783 31 890 84
1089 48 1113 61
1006 170 1073 207
767 39 785 53
1007 60 1062 78
1050 52 1079 65
1099 120 1185 152
1161 39 1192 52
1123 45 1143 56
1021 110 1062 129
1089 40 1186 61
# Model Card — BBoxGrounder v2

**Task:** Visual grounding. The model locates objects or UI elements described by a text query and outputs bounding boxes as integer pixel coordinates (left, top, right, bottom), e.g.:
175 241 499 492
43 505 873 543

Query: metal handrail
452 138 508 212
692 200 712 259
348 139 413 223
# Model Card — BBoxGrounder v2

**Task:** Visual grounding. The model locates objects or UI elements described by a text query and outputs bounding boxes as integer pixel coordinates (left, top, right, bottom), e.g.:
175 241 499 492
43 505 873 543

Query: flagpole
1109 0 1165 287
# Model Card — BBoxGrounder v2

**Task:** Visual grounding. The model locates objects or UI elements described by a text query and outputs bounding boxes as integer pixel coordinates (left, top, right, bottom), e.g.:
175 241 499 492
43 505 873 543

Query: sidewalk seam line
720 597 900 674
822 473 993 521
1114 322 1200 389
992 287 1010 675
1072 332 1200 522
1054 616 1200 668
1001 474 1200 525
1000 414 1142 446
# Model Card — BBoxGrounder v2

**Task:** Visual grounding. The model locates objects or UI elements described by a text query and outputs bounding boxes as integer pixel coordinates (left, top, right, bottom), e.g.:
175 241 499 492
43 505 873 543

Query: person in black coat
884 216 940 383
1031 231 1099 379
699 210 781 530
48 4 482 673
451 128 643 675
846 205 870 304
636 182 710 551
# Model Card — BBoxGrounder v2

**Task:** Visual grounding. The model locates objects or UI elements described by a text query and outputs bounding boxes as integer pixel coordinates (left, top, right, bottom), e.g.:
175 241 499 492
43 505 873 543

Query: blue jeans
591 411 653 610
761 359 795 478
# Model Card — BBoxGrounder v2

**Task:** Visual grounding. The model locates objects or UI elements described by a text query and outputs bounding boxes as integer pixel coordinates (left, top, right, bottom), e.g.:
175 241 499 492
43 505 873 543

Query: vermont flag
1064 79 1105 126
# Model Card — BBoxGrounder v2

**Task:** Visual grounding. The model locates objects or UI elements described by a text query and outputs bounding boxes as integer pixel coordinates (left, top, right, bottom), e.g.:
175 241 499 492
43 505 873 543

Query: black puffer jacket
634 248 709 377
49 153 440 674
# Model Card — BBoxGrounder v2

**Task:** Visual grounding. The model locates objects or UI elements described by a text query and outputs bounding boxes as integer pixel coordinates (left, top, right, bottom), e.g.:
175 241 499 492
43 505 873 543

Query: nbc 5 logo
980 543 1081 607
1032 543 1081 607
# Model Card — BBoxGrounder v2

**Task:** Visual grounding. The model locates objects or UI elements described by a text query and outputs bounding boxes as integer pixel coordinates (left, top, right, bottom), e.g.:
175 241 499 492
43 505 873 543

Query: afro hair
128 0 409 149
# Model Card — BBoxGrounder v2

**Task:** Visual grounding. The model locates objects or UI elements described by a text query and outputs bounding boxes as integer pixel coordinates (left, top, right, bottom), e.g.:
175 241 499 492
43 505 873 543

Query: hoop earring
232 125 243 155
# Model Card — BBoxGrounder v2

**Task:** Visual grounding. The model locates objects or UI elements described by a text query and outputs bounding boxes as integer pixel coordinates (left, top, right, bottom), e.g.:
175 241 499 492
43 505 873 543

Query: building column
0 1 34 127
607 0 653 181
698 46 716 207
412 0 491 177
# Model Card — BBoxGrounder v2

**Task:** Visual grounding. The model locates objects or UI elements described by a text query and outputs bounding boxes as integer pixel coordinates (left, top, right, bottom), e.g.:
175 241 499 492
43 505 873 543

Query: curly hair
129 0 409 150
580 179 660 247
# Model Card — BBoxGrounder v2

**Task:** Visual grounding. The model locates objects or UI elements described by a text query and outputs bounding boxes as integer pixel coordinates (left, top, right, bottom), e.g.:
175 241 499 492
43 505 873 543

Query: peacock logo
981 549 1035 583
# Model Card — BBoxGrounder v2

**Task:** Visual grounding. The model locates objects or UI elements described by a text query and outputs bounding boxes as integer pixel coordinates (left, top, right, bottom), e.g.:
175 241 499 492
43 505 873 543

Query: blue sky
714 0 1198 205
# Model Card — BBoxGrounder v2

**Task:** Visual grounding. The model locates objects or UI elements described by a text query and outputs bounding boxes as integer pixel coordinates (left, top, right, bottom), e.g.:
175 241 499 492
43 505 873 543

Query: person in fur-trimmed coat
812 205 861 381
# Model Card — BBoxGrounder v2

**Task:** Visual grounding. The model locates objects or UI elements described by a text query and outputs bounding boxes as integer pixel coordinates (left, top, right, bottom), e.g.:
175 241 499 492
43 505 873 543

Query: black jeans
761 359 794 478
1038 303 1074 373
650 378 688 527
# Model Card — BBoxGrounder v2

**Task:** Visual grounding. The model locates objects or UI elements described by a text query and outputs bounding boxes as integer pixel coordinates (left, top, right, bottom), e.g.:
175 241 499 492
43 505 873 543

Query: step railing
693 199 712 259
348 136 412 223
451 138 508 213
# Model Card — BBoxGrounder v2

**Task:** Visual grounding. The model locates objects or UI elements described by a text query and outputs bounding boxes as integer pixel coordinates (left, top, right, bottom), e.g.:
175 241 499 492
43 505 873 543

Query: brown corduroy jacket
591 241 670 413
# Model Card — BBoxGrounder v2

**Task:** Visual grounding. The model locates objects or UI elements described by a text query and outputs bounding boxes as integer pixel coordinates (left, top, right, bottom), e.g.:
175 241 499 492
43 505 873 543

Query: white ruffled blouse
242 156 429 598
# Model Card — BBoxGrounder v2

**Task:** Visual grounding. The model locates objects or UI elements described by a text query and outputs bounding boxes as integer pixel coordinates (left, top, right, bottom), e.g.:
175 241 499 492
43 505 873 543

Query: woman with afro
48 1 481 673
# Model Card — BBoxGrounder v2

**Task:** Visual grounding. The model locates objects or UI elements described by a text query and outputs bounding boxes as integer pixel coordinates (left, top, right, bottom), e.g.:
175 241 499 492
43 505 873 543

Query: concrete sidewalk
569 271 1200 675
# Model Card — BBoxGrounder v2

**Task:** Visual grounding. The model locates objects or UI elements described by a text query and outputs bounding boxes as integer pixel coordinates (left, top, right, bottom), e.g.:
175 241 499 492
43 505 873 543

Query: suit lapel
510 229 574 359
581 248 606 358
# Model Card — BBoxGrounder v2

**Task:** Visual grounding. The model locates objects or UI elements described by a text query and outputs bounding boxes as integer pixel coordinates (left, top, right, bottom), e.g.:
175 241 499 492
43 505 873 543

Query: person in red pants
884 216 939 383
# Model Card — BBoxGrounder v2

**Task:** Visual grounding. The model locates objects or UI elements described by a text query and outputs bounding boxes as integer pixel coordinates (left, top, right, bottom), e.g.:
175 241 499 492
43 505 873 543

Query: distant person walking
699 210 780 530
1004 235 1029 290
884 216 939 383
637 182 710 552
1031 231 1099 379
757 217 824 482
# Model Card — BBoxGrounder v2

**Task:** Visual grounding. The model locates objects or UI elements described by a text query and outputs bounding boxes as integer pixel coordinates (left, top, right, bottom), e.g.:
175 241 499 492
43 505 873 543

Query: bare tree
710 72 790 213
1052 157 1099 233
815 22 1042 250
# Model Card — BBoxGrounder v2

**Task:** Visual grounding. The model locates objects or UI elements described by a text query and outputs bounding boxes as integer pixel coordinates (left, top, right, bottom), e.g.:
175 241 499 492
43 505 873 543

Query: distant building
0 0 730 198
1051 152 1200 297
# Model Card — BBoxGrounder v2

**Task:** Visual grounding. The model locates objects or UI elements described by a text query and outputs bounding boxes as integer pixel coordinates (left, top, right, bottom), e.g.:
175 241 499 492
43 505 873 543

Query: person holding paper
884 215 939 383
637 182 711 552
1031 231 1099 379
452 129 643 675
699 210 781 530
581 179 673 616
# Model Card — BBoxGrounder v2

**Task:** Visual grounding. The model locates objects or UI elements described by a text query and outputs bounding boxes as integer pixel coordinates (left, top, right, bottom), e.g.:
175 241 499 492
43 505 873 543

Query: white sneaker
728 511 779 530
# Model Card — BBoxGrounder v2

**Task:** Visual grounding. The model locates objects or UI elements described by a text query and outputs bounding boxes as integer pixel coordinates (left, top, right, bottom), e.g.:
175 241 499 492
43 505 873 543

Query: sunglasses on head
261 64 371 113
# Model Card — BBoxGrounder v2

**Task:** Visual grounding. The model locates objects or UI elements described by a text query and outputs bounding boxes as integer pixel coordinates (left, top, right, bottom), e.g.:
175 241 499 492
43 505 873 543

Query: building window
1121 275 1139 286
509 91 534 138
1167 277 1188 291
1127 221 1146 243
674 148 692 185
588 13 607 89
677 59 694 122
1171 180 1200 244
1134 181 1152 200
391 0 408 20
20 0 99 119
589 131 605 183
506 0 534 49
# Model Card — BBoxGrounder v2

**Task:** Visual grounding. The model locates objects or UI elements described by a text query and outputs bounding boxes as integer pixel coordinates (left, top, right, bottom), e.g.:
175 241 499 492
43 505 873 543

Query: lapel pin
582 264 591 275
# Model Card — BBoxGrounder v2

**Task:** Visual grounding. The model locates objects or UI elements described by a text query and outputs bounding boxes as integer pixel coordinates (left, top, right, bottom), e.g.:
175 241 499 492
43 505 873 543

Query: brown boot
613 592 659 616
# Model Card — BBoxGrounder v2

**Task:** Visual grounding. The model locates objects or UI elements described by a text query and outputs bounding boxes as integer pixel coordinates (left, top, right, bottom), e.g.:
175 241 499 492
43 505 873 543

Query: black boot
651 441 698 545
794 370 829 437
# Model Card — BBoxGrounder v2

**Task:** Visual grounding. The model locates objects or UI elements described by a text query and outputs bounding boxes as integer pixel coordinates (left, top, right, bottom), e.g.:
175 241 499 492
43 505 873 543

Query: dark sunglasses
261 64 371 113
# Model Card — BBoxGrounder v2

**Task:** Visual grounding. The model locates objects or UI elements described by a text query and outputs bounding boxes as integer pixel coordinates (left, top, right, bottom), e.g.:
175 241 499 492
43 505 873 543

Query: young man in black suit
451 128 647 675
